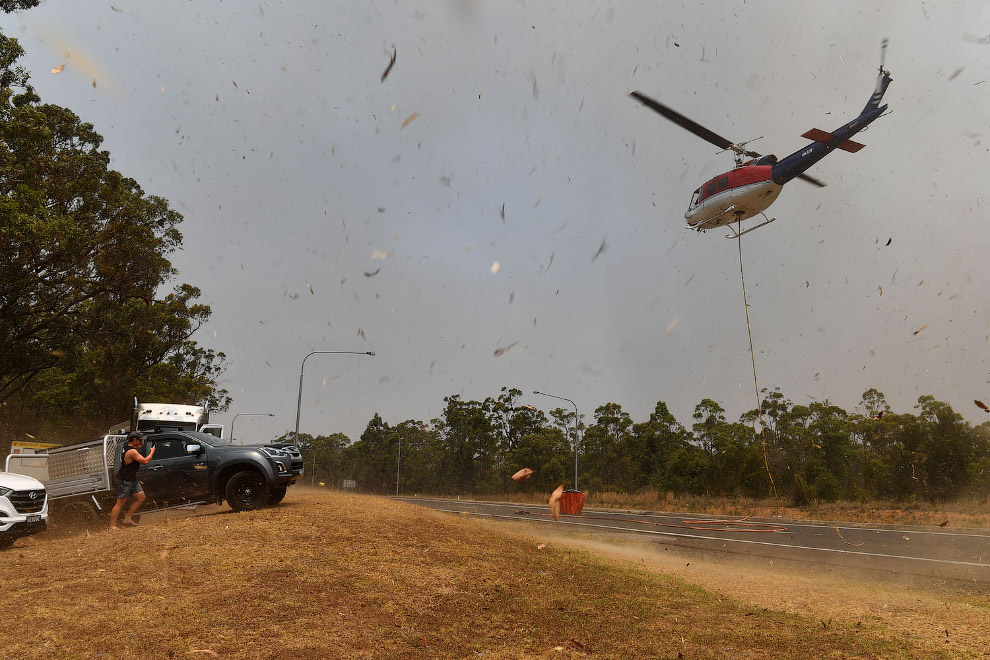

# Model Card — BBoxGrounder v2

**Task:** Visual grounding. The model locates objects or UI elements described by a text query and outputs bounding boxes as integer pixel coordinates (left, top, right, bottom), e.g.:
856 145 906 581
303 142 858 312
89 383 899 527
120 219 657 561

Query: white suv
0 472 48 549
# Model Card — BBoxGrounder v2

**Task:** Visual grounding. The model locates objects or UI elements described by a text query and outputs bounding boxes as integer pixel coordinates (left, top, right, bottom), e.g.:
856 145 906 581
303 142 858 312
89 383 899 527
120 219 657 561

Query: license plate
26 515 41 523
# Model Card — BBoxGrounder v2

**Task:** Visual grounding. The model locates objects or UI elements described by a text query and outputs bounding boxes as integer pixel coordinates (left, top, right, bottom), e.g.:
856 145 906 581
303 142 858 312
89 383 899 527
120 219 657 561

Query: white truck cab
0 470 48 549
110 402 224 439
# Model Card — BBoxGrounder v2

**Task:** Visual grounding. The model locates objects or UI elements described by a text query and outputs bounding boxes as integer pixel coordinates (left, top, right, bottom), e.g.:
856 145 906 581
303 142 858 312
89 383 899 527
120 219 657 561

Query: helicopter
630 40 892 238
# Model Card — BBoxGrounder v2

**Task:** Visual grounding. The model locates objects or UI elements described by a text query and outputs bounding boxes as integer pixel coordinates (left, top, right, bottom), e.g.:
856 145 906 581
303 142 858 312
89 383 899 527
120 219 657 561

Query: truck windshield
183 431 231 447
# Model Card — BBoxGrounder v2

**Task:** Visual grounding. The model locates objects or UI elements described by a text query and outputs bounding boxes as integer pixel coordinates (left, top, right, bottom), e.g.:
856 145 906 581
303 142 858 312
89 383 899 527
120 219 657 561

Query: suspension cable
736 218 779 512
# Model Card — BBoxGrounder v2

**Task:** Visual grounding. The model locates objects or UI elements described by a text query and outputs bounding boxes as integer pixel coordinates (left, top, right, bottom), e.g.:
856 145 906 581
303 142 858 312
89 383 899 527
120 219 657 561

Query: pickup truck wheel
51 499 99 534
268 487 287 505
225 471 270 512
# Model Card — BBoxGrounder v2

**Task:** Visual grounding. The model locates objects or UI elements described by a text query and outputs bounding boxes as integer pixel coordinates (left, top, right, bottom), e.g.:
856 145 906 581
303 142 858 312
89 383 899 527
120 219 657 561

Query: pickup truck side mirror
186 444 203 455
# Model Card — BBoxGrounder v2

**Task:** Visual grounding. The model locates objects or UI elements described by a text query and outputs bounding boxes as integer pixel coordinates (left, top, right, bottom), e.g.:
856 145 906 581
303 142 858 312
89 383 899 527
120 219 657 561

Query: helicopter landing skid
725 213 776 239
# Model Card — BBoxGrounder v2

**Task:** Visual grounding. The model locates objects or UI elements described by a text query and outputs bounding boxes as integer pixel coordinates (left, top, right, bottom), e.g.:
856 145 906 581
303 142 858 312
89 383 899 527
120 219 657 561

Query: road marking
418 503 990 570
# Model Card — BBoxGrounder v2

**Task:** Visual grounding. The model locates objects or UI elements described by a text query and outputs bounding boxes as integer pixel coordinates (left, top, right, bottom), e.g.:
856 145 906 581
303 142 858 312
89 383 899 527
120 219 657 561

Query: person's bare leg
122 490 146 524
110 497 128 529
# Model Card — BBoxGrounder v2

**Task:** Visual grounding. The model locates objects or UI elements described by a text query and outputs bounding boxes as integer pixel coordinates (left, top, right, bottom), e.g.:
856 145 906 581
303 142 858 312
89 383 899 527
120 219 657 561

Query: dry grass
487 521 990 660
488 489 990 528
0 488 981 659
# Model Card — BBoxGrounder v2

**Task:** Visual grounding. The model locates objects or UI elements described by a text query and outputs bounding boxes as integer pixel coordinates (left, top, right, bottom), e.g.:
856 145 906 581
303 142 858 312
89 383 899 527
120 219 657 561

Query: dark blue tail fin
862 39 892 114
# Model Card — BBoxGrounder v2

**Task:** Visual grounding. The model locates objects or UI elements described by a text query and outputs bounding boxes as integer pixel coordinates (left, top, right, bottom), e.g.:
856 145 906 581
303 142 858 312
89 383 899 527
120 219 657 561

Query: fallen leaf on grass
186 651 218 657
536 543 546 550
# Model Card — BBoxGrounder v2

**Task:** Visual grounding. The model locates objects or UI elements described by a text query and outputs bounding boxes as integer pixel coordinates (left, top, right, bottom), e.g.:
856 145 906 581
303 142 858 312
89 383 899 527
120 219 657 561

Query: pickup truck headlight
260 447 288 458
0 487 12 498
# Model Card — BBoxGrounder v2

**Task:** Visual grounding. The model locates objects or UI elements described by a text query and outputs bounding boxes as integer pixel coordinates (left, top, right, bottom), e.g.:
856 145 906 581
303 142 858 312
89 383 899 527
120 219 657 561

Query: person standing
109 431 156 529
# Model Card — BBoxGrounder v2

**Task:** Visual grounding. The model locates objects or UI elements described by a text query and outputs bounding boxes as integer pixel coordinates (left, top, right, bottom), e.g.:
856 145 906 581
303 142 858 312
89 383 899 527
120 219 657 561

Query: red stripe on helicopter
801 128 865 153
698 166 772 202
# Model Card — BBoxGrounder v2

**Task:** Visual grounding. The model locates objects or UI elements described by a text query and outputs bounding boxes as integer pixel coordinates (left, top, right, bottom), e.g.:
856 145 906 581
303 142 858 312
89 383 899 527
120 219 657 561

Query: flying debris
499 203 505 222
913 325 928 336
364 268 381 277
549 484 564 521
975 400 989 413
381 46 397 83
493 341 519 357
357 328 367 341
592 237 607 261
307 282 315 295
51 64 65 74
401 112 419 128
869 410 885 420
885 238 892 246
511 468 534 482
491 261 501 274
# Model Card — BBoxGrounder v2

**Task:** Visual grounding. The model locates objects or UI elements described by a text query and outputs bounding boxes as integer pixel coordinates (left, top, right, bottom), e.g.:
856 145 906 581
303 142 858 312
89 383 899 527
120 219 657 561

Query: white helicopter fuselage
684 165 782 230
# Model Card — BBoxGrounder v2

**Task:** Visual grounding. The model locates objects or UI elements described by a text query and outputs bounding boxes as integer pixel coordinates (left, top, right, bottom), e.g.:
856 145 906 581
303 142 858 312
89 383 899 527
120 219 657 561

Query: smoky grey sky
5 1 989 443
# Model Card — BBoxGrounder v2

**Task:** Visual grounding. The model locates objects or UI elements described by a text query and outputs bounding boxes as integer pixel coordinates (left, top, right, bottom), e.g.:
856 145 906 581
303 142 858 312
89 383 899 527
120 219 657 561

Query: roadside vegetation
3 489 984 659
287 387 990 515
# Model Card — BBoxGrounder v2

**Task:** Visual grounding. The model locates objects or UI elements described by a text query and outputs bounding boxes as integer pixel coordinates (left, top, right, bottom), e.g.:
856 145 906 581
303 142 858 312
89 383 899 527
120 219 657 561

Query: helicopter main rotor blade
797 172 827 188
629 91 736 152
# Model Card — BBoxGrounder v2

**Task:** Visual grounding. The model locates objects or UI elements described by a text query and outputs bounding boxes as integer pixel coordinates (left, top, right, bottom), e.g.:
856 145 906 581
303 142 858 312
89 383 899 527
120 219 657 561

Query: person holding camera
109 431 156 529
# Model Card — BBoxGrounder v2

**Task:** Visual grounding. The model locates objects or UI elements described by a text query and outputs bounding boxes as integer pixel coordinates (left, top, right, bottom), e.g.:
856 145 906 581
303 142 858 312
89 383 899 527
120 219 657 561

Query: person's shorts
116 478 143 499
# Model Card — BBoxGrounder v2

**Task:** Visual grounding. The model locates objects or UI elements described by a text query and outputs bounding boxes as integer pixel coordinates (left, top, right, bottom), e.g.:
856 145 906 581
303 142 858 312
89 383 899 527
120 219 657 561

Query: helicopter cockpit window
690 189 701 207
705 181 717 197
717 177 729 191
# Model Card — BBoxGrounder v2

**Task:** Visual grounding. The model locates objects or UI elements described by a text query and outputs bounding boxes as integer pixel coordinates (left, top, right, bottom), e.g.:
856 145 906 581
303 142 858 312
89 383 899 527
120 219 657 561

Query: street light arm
231 412 275 446
295 350 376 446
533 389 580 491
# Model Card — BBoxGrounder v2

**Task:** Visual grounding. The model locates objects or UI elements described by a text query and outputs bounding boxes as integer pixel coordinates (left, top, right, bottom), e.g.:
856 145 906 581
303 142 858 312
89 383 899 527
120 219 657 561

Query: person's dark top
117 445 141 481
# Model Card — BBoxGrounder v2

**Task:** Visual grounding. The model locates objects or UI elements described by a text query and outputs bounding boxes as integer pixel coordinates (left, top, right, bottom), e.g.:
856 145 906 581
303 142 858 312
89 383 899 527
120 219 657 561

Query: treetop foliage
0 27 228 444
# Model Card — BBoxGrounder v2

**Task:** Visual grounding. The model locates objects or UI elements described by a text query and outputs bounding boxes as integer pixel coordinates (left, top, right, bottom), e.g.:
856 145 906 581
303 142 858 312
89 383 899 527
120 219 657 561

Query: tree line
285 387 990 504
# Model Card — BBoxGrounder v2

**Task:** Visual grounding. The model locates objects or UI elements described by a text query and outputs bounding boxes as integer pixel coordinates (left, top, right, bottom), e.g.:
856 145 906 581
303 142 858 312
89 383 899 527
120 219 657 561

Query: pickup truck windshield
180 431 233 448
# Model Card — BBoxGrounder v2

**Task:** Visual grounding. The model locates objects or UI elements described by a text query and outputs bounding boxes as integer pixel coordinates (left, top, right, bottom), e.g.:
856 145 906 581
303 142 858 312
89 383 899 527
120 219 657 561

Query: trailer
5 435 128 528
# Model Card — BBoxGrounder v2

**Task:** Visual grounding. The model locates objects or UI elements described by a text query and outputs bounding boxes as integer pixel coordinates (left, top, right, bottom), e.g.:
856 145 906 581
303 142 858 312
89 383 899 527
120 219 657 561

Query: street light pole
230 412 275 446
533 390 580 491
294 350 375 447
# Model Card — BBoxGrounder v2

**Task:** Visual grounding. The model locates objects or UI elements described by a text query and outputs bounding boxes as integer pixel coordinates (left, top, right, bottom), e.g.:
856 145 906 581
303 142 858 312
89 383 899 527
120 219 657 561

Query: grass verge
0 489 980 659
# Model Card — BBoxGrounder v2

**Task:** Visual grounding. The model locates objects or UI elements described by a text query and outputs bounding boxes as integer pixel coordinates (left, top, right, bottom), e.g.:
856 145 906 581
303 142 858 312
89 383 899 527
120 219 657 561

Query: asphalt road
397 497 990 586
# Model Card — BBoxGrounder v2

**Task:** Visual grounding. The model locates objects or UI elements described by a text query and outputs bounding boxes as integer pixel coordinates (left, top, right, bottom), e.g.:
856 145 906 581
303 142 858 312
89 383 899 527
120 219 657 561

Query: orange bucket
559 491 585 515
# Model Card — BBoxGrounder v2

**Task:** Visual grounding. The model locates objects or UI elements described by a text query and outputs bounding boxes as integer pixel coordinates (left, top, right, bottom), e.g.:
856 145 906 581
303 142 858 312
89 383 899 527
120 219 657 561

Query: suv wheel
268 487 287 505
225 471 270 512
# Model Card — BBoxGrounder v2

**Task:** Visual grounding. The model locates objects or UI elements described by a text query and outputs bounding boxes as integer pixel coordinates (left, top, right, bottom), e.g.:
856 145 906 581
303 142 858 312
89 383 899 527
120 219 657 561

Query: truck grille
9 489 46 513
